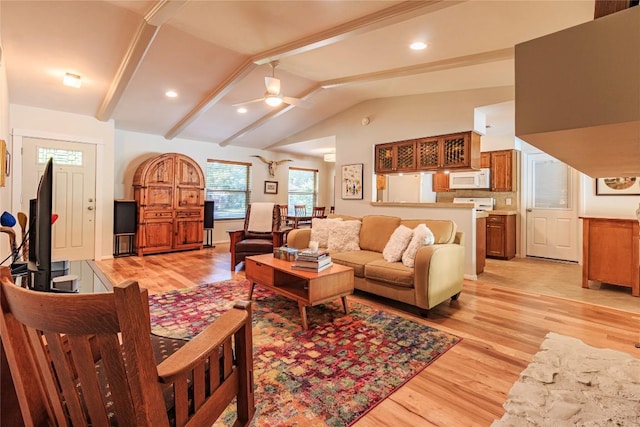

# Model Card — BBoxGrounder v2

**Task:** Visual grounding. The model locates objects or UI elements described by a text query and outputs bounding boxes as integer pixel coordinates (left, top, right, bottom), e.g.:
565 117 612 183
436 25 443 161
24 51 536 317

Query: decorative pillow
402 224 436 268
327 220 361 253
309 217 343 248
382 225 413 262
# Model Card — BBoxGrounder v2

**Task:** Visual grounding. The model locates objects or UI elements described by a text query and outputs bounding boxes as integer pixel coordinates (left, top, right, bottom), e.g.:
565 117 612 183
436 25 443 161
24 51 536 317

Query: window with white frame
205 159 252 220
288 167 318 213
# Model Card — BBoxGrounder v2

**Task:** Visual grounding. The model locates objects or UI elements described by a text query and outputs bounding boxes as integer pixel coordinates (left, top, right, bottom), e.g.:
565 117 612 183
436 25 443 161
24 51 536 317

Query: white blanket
247 202 275 232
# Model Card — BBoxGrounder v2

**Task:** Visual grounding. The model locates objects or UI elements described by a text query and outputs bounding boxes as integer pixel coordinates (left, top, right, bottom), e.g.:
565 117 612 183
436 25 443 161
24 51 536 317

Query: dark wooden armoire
133 153 205 256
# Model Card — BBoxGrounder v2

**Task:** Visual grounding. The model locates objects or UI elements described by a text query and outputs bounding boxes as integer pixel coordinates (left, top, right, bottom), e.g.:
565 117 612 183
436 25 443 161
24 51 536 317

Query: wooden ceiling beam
321 47 514 89
96 1 188 121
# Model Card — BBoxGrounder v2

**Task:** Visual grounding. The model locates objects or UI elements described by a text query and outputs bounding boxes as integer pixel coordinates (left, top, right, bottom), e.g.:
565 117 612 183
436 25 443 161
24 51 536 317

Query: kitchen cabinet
374 131 481 173
486 214 516 259
133 153 205 256
581 217 639 297
416 131 481 171
374 140 417 173
490 149 517 192
432 172 450 192
480 152 491 168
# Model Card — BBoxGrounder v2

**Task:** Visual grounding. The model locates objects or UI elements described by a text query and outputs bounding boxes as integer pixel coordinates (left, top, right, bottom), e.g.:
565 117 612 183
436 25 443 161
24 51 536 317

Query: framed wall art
264 180 278 194
595 177 640 195
341 163 363 199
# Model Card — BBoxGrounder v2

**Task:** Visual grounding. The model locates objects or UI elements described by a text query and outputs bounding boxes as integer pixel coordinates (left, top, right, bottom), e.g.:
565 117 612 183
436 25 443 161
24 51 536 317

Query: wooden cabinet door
441 132 470 169
140 219 174 254
375 143 396 173
416 137 441 170
486 221 505 258
395 140 417 172
491 150 515 192
174 215 203 249
432 172 450 192
480 152 491 168
175 154 203 186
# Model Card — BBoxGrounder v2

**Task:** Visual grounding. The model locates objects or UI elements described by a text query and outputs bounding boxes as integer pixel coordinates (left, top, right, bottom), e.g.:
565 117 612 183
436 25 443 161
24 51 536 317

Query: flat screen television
27 158 53 291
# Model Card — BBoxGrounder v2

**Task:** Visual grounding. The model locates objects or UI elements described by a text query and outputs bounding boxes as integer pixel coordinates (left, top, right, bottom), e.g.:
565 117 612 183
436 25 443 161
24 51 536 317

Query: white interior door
526 152 579 262
22 138 96 261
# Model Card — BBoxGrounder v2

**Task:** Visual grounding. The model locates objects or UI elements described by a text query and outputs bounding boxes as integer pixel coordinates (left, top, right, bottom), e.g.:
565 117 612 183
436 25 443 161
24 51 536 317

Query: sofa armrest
286 228 312 249
413 243 465 309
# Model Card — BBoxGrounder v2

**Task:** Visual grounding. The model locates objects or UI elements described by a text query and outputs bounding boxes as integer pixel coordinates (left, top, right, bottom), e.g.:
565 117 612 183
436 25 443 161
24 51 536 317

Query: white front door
525 152 579 262
22 138 96 261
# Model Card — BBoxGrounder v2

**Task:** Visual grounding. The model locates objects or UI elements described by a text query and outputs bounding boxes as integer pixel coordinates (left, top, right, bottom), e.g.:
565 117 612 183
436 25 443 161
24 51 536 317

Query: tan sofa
286 215 465 316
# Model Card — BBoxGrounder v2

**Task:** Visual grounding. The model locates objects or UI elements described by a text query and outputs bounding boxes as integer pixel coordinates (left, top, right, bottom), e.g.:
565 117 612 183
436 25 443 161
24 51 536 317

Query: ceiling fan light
265 95 283 107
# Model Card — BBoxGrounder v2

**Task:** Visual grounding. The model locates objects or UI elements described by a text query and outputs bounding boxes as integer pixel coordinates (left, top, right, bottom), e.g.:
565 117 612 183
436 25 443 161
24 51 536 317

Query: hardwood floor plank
94 248 640 426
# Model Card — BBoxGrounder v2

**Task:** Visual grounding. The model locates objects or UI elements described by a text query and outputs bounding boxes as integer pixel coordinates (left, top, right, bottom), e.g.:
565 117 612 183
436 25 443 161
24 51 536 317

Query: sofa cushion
327 220 361 253
331 250 382 278
365 260 414 288
402 224 435 268
382 225 413 262
310 217 343 248
359 216 401 252
401 219 456 244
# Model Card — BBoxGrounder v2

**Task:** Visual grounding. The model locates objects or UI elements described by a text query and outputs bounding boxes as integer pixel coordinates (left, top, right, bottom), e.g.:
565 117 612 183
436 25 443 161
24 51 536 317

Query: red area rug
149 279 461 426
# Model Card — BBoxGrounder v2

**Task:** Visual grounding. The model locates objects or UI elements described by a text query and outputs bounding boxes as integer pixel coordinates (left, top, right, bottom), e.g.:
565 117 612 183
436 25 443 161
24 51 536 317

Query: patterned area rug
149 279 461 427
493 332 640 426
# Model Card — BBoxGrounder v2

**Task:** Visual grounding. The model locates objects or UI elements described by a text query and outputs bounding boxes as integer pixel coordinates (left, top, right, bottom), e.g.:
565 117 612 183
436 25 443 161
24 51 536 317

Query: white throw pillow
382 225 414 262
327 220 361 253
309 217 343 248
402 224 436 268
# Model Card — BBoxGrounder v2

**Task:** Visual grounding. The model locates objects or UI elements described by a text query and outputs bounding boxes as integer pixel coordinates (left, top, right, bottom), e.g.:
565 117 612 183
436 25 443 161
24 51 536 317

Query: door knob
87 206 94 211
526 208 532 212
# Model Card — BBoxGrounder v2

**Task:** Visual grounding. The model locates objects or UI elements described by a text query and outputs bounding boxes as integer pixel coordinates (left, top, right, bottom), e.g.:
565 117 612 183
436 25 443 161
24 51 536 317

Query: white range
452 197 495 211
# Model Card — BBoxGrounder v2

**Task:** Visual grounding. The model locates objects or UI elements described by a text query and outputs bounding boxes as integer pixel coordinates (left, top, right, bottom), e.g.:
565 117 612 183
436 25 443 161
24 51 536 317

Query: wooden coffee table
245 253 354 330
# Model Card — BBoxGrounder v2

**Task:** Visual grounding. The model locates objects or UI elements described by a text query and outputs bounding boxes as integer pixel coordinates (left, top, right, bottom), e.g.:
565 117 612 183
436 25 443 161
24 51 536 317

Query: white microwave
449 168 491 189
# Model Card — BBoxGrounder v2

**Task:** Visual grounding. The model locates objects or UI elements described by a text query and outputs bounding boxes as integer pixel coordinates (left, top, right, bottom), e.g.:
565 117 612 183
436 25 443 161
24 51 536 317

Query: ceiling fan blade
283 96 313 109
232 97 265 107
265 76 280 95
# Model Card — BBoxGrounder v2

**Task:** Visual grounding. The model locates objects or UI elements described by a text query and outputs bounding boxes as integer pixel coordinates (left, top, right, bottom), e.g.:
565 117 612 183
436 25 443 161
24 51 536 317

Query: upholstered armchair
229 203 283 271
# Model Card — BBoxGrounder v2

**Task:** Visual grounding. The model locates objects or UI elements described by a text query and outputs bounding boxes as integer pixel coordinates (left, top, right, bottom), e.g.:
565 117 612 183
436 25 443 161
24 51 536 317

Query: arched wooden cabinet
133 153 205 256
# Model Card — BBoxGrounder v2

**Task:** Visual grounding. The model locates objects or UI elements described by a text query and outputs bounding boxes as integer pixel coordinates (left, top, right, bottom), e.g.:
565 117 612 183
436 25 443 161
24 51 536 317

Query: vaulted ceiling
1 1 594 158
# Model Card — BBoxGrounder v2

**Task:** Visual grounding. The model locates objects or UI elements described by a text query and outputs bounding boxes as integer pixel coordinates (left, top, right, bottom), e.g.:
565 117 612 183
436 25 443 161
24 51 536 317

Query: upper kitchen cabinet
480 152 491 168
375 140 417 173
416 131 481 171
490 150 518 192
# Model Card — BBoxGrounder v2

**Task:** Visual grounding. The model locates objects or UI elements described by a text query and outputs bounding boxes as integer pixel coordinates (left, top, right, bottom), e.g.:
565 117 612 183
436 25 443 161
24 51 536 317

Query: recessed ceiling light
409 41 427 51
165 90 178 98
237 107 248 114
63 72 82 88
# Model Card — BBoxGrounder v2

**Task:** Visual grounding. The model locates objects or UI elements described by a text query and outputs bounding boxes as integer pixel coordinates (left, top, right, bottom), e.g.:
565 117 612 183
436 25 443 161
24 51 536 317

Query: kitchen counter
488 210 518 215
371 202 474 209
476 211 489 218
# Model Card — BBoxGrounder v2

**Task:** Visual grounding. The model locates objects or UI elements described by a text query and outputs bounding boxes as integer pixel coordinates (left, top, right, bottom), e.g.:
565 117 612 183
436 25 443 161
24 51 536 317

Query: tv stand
27 259 71 292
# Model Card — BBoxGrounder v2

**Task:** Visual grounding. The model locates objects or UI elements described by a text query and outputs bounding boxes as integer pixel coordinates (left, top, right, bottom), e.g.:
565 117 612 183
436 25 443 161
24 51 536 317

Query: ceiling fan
233 61 312 109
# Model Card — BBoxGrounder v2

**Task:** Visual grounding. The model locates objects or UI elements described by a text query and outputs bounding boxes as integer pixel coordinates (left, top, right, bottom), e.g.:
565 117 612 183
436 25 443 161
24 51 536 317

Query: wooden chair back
294 205 306 216
279 205 288 219
0 267 255 427
312 206 326 218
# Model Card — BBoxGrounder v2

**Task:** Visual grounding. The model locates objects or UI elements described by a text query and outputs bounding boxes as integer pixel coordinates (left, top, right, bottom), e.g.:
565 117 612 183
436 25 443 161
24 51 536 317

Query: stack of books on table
291 249 333 272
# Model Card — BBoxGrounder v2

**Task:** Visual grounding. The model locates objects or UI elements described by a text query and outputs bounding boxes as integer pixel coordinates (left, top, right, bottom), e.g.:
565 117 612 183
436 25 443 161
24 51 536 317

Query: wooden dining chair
312 206 326 218
294 205 306 217
0 267 255 427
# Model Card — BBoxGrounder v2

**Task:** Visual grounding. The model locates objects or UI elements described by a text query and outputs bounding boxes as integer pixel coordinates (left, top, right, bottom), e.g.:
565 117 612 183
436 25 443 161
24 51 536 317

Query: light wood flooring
96 246 640 427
